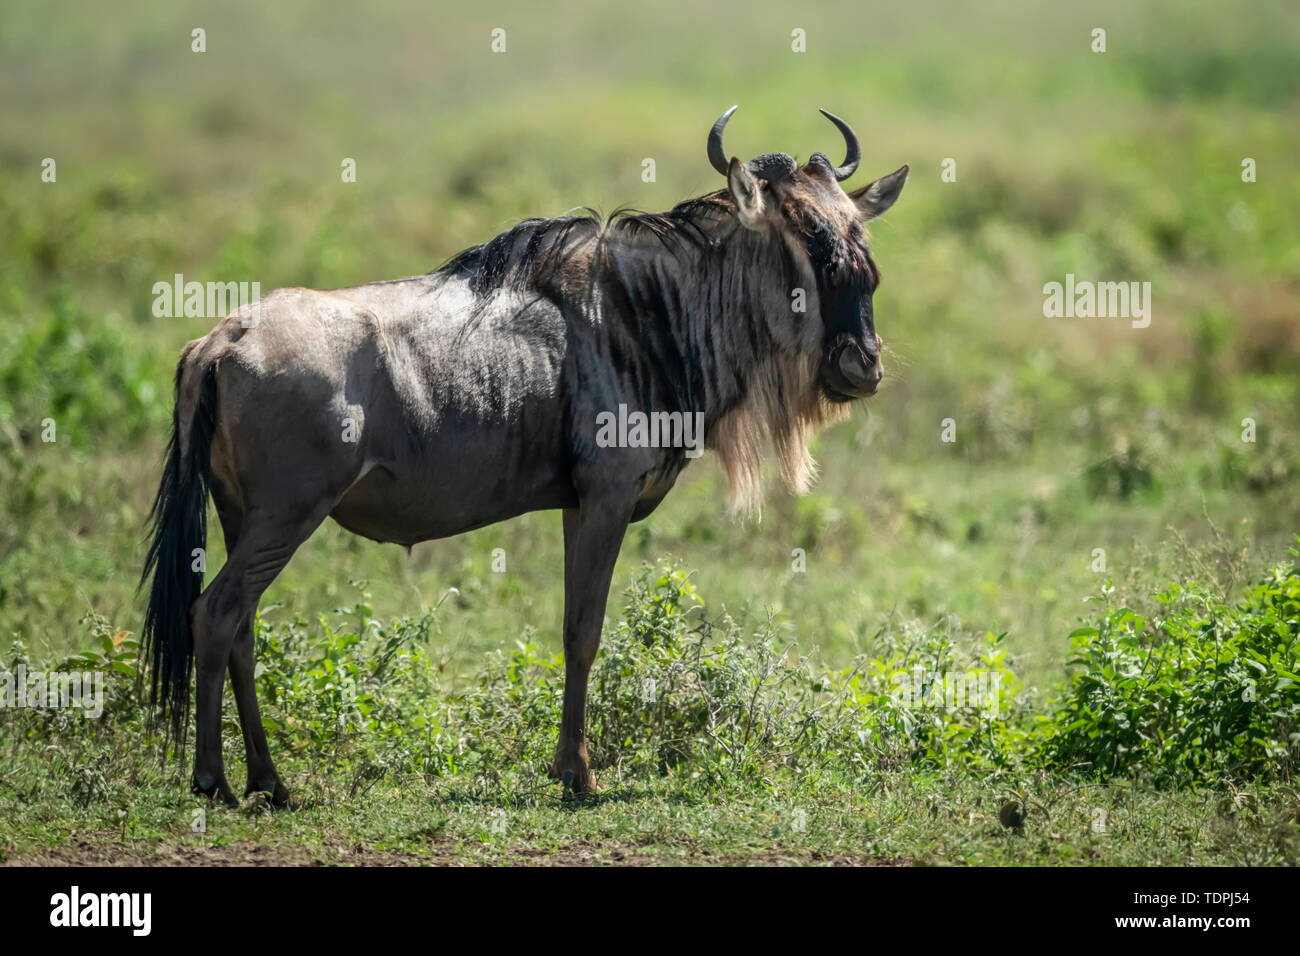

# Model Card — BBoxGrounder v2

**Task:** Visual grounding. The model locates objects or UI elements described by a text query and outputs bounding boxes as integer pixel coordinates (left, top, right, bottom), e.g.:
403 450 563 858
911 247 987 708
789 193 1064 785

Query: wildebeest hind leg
209 491 287 803
208 481 287 806
229 610 293 807
190 501 330 807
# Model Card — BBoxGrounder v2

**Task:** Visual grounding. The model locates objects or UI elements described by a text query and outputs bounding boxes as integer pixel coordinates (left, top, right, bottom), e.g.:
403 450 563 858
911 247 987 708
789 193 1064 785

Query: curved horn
707 105 738 177
818 108 861 181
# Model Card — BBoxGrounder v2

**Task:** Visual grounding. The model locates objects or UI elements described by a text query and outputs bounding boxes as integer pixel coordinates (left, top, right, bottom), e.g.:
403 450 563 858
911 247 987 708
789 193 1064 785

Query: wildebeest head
707 106 908 402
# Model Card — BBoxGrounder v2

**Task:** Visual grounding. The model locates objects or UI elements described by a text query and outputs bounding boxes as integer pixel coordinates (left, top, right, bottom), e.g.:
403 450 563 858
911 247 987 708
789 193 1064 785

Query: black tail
139 356 218 748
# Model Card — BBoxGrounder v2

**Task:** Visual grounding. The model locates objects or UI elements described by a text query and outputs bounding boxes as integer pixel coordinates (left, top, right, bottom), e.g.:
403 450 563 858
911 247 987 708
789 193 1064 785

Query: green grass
8 772 1296 867
3 558 1298 865
1 0 1299 864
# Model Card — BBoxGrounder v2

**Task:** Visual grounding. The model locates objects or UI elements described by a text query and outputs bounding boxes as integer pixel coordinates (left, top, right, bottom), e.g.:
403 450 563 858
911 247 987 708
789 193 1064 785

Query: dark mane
606 192 732 250
432 192 736 295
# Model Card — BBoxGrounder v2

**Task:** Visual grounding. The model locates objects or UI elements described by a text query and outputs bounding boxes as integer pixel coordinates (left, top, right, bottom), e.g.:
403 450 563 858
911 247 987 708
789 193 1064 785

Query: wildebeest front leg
548 497 634 796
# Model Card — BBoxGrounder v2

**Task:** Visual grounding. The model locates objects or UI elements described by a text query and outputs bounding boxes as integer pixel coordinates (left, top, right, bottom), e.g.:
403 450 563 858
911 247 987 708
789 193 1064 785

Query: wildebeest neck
431 198 844 513
436 198 808 424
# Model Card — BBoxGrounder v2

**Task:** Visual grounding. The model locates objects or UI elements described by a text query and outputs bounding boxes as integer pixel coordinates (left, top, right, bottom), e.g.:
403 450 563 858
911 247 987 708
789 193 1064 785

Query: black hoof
245 781 298 811
192 775 239 808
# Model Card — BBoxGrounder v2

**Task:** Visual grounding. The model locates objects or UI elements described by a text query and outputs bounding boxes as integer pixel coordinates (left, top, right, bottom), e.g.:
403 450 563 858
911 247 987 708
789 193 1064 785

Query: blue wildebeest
141 107 907 803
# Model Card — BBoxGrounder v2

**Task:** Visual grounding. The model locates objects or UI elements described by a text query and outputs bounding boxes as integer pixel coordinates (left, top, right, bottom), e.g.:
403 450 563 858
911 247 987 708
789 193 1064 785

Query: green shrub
7 550 1298 808
451 561 1029 786
844 619 1029 773
1037 549 1300 785
252 587 450 796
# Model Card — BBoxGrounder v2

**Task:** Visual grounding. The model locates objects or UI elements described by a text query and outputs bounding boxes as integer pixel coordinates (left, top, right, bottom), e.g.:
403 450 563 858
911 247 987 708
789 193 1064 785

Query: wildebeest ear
851 164 909 220
727 156 765 229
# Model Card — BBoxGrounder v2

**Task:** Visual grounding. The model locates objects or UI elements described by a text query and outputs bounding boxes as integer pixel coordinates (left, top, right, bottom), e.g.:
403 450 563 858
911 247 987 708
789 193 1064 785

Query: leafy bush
1084 436 1158 499
0 289 168 448
1037 550 1300 785
843 618 1029 773
252 587 450 797
448 561 1029 787
6 551 1298 810
243 552 1299 791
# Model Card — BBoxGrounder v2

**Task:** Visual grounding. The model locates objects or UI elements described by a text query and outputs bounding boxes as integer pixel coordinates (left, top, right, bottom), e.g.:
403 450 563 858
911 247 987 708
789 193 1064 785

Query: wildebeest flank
141 107 908 803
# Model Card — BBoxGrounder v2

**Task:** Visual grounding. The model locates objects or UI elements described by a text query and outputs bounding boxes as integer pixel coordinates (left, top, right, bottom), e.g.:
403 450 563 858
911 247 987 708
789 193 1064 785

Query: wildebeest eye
804 221 839 273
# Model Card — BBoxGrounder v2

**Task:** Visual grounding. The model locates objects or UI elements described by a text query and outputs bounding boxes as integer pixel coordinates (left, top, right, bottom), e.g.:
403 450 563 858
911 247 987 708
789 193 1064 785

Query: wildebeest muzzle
819 331 883 401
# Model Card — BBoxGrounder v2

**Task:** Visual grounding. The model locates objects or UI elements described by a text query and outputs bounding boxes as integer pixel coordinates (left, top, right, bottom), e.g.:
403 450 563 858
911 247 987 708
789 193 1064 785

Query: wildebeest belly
329 406 578 545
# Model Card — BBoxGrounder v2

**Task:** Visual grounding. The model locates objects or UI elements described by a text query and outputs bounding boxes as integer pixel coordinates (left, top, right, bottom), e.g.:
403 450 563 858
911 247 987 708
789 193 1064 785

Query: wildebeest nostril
832 341 877 389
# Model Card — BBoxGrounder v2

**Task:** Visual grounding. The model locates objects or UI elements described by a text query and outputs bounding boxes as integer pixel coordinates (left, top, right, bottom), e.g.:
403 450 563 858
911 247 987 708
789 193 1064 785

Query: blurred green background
1 0 1297 693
